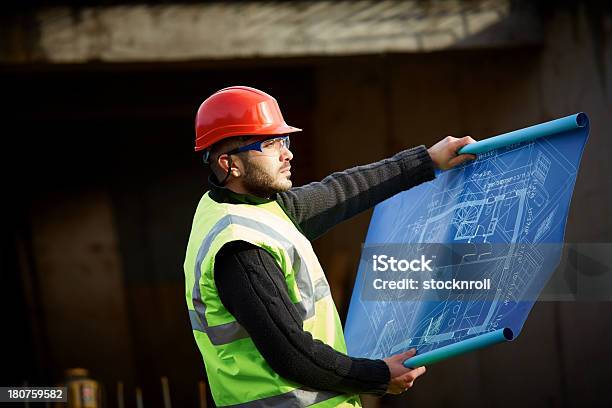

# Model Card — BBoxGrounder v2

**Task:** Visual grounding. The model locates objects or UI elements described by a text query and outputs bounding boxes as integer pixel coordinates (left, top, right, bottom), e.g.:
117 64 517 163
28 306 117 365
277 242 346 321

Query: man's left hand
427 136 477 170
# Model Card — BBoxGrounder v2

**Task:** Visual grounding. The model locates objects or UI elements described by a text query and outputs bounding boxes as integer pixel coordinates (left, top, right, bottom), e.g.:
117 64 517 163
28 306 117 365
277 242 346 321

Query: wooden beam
1 0 541 64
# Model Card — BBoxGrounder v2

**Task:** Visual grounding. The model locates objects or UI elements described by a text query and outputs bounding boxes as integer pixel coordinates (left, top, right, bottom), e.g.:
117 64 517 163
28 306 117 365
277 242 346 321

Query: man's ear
217 154 242 177
217 153 231 173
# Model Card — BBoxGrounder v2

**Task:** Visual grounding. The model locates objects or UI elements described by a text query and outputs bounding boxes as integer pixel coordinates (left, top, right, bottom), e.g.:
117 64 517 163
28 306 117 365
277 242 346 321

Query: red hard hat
194 86 302 151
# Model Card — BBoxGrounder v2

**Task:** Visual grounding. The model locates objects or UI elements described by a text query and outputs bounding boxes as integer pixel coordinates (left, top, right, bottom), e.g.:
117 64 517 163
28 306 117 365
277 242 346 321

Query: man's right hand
383 349 427 394
427 136 477 170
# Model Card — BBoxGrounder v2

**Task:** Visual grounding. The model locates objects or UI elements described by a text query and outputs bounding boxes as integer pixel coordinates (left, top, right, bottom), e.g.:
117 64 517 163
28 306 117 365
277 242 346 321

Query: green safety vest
184 192 363 407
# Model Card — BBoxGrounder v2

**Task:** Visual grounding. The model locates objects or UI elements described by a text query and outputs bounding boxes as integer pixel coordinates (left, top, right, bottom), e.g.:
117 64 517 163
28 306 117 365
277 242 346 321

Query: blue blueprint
344 114 590 363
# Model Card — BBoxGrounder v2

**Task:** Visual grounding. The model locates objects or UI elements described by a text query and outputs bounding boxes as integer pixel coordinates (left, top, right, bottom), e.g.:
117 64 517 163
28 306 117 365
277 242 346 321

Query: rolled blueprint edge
458 112 588 155
403 328 514 368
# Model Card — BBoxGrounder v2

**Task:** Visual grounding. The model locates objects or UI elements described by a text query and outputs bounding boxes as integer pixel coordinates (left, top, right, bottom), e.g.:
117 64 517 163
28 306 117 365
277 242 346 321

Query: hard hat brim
195 123 302 151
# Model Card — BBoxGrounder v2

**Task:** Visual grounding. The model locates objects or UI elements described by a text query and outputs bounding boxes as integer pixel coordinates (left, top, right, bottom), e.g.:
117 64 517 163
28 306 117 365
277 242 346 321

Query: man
184 86 476 407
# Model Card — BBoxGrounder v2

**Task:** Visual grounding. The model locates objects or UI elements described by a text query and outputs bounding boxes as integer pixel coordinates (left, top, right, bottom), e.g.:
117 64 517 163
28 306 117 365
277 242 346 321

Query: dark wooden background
1 3 611 407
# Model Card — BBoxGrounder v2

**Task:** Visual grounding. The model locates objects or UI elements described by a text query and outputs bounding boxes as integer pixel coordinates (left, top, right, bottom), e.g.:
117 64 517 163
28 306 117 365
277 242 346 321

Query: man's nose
281 147 293 161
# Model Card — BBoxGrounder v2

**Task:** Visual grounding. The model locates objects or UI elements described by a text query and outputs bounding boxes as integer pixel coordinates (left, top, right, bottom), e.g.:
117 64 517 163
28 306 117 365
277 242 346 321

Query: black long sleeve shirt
210 146 436 396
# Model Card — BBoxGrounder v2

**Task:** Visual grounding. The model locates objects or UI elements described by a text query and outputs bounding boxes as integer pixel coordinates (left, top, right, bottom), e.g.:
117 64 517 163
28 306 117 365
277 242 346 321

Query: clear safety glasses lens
260 136 290 154
228 135 291 156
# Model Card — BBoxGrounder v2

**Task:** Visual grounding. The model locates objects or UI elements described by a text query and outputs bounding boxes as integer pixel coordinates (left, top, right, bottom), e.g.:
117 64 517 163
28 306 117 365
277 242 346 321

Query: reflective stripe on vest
189 274 330 345
221 387 346 408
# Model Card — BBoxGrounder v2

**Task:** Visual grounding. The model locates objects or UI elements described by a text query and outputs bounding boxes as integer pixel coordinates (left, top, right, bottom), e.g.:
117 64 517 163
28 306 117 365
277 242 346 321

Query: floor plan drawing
345 120 589 361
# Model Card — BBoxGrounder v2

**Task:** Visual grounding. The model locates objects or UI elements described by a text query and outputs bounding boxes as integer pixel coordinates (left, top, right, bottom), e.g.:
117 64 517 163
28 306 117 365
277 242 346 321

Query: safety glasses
226 135 291 156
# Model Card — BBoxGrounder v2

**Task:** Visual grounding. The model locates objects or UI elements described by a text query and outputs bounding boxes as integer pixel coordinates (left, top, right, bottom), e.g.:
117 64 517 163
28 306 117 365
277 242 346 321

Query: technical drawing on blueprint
345 124 589 360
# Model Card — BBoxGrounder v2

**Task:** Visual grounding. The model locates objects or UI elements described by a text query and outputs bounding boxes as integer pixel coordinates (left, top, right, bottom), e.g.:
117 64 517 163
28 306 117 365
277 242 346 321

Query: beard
242 159 292 198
